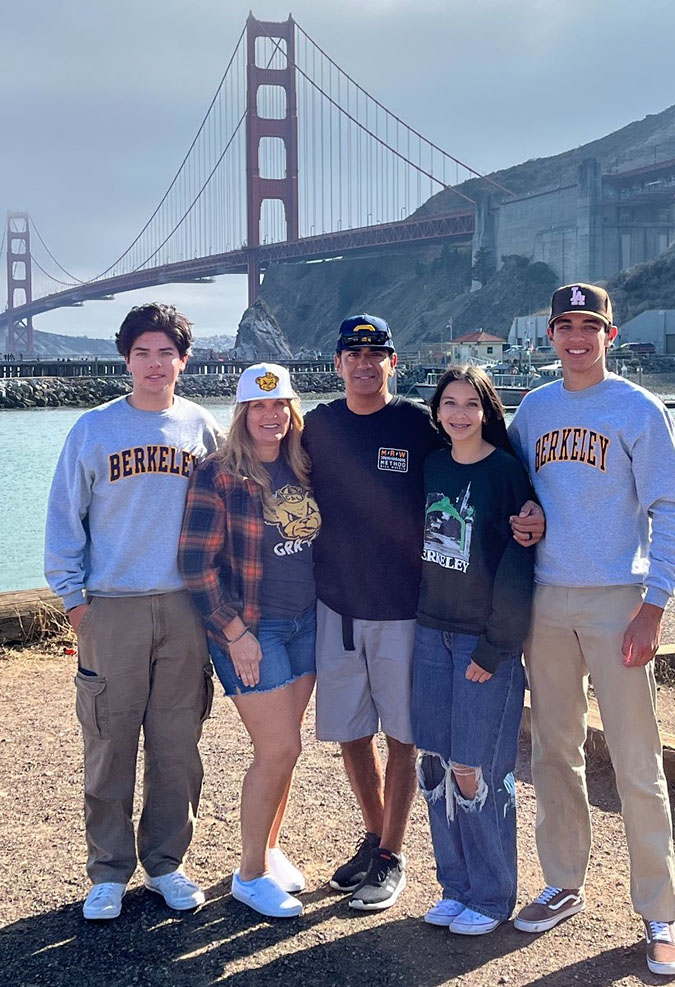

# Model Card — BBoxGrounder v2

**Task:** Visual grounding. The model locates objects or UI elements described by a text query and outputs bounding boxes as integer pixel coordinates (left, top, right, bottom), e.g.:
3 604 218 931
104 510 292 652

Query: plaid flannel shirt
179 455 264 645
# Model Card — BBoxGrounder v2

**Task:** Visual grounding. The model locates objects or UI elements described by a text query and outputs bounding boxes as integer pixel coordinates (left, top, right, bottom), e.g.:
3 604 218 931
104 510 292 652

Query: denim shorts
209 605 316 697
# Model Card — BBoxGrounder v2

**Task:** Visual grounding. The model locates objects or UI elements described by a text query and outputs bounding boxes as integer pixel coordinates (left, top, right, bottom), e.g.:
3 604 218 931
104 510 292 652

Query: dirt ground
3 622 675 987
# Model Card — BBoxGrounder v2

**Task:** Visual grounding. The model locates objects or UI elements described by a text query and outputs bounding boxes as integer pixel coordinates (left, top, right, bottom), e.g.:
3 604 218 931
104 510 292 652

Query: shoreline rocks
0 372 348 410
1 367 673 410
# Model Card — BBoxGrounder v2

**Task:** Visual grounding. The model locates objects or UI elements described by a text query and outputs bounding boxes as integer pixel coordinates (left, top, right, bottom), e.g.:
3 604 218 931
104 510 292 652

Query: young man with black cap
509 284 675 975
303 314 543 911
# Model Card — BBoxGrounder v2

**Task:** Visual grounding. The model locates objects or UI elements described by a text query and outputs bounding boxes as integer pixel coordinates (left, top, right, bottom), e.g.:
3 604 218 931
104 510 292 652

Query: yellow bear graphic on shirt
263 484 321 540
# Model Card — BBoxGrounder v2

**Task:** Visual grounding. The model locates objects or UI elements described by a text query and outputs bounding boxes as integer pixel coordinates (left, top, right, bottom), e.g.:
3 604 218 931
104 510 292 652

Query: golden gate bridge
1 13 512 354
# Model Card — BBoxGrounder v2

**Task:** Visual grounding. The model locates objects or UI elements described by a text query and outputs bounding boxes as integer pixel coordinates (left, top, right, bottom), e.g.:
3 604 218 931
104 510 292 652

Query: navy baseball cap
549 283 613 328
336 314 395 353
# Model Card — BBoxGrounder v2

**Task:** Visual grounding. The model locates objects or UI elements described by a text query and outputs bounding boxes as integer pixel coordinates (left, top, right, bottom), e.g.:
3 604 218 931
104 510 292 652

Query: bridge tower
245 13 299 305
6 212 34 355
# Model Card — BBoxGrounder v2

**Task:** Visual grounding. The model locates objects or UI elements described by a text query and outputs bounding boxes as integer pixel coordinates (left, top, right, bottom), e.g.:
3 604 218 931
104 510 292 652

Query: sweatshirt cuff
471 636 519 674
62 588 87 611
206 605 242 642
644 586 670 610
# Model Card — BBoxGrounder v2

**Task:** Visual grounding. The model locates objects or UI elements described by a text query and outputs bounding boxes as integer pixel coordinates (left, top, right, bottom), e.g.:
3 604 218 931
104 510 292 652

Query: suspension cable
296 22 514 198
91 22 248 281
30 219 84 284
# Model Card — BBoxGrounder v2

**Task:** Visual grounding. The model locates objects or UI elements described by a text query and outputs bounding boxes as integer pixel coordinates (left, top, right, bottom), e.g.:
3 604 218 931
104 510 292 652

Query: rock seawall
0 367 425 410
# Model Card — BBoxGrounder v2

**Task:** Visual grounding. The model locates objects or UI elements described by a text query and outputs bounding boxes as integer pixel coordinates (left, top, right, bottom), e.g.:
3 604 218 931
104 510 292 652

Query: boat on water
415 363 562 408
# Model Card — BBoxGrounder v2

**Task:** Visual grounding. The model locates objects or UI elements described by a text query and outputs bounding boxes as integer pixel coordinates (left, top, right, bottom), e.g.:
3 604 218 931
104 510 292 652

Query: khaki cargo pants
74 591 213 884
525 583 675 920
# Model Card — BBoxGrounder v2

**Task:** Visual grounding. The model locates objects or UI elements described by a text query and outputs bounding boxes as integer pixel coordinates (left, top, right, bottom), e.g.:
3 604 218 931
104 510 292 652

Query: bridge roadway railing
0 357 342 379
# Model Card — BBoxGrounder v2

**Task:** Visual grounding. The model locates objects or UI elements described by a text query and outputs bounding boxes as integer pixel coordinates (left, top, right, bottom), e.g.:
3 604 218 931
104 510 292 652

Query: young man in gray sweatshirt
45 303 221 921
509 283 675 976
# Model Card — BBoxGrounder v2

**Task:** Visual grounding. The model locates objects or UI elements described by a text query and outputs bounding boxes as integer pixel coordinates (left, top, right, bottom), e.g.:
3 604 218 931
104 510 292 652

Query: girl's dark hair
115 303 193 358
429 364 515 456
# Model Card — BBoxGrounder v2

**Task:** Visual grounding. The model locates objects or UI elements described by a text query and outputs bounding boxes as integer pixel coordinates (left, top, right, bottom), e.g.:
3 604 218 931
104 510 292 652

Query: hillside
1 328 119 358
261 103 675 351
420 103 675 213
607 243 675 323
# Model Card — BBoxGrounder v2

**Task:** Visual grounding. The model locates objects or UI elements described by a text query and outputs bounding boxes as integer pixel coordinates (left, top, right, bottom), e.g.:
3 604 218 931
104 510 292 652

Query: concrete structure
617 310 675 355
508 315 549 350
449 331 507 363
477 157 675 285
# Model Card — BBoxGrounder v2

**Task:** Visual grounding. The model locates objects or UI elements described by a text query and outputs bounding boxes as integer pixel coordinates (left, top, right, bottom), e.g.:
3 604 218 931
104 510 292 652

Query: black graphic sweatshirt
417 446 534 672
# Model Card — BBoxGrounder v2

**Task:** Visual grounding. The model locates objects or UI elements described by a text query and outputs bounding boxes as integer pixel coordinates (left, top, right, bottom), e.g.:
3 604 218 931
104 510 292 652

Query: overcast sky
2 0 675 339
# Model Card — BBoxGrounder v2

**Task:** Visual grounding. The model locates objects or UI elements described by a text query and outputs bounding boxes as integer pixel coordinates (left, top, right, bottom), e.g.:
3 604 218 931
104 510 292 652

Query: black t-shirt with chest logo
303 396 441 620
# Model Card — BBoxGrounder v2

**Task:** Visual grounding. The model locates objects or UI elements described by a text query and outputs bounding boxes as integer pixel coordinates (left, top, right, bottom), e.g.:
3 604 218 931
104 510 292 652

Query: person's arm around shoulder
507 402 545 547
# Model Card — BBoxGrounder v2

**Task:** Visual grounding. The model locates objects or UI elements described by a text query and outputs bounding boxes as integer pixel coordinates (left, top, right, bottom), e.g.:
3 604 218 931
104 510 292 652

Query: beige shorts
315 600 415 744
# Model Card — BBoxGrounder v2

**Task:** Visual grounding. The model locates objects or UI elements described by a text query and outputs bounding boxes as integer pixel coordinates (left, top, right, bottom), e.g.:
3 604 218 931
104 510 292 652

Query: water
0 401 314 593
2 398 674 593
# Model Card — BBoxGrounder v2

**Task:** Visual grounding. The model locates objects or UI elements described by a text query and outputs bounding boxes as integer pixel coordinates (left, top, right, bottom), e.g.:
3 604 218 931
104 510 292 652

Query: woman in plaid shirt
179 363 321 919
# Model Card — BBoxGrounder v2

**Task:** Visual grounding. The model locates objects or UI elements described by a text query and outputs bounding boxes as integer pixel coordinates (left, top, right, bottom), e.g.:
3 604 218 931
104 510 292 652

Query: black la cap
548 283 613 328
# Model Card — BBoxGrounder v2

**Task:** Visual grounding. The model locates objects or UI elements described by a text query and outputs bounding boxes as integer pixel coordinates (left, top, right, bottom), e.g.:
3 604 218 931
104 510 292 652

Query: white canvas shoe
449 906 502 936
231 870 303 918
424 898 465 926
83 882 127 920
144 868 205 910
268 848 306 893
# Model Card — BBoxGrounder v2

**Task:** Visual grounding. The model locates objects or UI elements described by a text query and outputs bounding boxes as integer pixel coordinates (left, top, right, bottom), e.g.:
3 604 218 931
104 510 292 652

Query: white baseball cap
235 362 297 403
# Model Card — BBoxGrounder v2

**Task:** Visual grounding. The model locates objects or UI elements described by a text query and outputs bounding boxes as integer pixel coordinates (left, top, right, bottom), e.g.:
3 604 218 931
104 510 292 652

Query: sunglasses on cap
340 330 392 348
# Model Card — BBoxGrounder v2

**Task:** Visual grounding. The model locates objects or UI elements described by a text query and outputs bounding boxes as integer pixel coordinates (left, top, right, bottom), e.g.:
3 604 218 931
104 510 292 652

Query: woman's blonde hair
218 398 312 510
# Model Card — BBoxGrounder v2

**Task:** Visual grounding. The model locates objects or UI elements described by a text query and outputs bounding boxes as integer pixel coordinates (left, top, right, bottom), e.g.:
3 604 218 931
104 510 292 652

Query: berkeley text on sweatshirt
44 395 221 609
508 375 675 608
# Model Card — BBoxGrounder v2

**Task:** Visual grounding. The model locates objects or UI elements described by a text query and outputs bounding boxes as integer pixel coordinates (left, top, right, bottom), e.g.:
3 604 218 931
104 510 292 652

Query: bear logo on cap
256 371 280 392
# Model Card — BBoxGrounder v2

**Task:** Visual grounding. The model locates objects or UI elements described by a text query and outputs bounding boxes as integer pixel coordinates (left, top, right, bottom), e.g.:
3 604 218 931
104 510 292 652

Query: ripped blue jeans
411 625 525 921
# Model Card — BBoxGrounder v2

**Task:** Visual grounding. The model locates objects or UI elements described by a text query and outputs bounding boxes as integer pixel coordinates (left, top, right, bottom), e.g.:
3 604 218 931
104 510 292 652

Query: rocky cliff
233 297 294 360
260 247 556 351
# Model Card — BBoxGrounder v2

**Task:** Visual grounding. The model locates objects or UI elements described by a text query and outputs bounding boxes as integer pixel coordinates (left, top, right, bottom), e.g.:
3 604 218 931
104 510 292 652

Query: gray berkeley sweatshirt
509 374 675 609
45 395 221 610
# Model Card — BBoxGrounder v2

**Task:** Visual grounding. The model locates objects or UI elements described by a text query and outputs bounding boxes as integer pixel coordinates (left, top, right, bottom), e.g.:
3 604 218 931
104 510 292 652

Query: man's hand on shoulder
67 604 89 633
622 602 663 667
510 500 545 547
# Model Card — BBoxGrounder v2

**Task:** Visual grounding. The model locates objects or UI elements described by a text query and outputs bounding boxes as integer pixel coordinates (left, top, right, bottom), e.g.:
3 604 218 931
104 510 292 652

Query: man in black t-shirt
303 314 544 912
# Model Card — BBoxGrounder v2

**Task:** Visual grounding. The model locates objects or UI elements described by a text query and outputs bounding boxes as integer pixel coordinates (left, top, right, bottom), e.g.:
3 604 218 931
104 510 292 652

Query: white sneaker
268 848 306 893
144 868 205 910
424 898 465 926
83 882 126 920
231 870 303 918
449 906 502 936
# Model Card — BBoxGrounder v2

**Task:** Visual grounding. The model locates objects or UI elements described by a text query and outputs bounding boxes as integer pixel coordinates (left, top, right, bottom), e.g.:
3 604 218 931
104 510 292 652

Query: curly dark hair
429 364 515 456
115 303 193 358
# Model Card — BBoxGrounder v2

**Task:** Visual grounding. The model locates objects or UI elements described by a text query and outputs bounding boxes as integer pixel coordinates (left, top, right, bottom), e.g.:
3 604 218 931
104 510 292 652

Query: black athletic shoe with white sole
348 848 407 911
329 832 380 892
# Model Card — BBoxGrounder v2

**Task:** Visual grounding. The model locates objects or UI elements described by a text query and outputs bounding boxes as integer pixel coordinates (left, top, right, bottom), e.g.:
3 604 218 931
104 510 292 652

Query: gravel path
1 639 674 987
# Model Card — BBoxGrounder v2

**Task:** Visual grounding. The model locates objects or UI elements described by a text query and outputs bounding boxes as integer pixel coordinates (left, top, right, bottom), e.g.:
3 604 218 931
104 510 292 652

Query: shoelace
352 834 374 857
647 921 673 943
163 872 194 891
368 852 397 884
535 886 564 904
88 883 117 902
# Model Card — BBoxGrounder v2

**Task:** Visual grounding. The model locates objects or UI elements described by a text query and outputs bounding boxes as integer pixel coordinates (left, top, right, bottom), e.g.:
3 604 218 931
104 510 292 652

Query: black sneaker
329 832 380 892
348 848 407 911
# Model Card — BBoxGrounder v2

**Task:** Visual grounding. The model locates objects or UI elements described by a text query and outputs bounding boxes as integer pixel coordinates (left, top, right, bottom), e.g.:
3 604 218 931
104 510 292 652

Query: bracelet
224 625 249 646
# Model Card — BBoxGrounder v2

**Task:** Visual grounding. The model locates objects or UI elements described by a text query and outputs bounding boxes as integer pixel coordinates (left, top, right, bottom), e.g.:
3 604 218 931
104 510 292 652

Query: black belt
341 614 355 651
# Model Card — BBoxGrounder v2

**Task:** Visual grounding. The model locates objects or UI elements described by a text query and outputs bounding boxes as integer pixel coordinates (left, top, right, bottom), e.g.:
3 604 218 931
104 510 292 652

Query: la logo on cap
256 371 279 392
570 286 586 306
